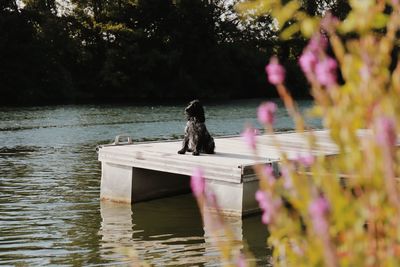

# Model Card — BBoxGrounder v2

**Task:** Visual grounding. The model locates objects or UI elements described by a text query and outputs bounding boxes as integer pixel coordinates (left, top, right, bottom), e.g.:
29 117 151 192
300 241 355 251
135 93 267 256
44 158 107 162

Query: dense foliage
0 0 347 105
238 0 400 266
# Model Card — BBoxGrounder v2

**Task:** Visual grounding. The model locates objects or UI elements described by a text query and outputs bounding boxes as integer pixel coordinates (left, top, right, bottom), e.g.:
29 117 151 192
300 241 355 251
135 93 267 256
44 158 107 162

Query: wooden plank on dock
98 129 400 213
98 129 345 184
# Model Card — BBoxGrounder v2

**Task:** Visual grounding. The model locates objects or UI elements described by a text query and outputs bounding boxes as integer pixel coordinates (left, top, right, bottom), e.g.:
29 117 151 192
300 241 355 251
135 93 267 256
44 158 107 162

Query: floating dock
98 129 348 216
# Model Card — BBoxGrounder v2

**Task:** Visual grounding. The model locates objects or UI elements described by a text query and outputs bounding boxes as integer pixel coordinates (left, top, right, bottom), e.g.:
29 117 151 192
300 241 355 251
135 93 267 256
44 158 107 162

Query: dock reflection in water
99 195 270 266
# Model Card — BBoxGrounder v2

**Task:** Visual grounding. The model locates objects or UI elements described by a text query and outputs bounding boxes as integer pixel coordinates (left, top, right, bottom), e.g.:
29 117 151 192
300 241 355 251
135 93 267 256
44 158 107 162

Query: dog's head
185 99 205 122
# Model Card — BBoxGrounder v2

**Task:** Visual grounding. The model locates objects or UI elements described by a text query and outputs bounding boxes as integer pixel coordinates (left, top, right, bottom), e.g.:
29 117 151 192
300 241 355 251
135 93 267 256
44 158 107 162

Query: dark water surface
0 99 320 266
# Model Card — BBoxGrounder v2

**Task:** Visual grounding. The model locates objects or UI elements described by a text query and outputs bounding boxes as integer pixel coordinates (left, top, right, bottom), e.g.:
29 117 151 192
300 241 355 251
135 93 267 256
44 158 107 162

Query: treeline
0 0 349 105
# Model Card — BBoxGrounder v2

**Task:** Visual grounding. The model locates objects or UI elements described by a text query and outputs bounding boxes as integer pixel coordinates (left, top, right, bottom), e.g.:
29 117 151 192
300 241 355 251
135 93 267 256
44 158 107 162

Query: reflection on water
99 196 270 266
0 99 318 265
100 197 205 266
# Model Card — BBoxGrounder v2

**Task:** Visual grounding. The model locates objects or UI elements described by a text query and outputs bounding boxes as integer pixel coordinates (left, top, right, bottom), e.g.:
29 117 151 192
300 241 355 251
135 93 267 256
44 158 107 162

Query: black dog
178 100 215 156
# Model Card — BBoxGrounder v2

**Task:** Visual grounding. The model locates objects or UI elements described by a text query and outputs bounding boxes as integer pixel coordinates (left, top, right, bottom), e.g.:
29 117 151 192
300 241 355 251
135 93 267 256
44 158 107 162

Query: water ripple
0 100 314 265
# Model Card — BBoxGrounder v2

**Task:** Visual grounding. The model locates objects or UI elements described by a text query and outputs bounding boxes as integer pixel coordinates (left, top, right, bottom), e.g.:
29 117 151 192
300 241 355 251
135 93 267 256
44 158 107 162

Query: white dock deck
98 129 350 215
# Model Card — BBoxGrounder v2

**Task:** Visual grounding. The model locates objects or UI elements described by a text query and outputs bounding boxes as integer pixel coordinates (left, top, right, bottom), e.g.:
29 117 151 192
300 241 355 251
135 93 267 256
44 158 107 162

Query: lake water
0 99 320 266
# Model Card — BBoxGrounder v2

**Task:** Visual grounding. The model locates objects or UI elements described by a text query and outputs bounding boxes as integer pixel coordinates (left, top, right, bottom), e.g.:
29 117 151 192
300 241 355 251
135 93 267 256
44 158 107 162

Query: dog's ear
194 101 205 123
197 112 205 123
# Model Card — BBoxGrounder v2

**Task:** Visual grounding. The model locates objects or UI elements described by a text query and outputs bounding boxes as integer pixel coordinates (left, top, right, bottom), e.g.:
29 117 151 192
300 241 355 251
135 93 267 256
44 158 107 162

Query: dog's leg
206 138 215 154
192 149 200 156
178 136 189 154
192 139 201 156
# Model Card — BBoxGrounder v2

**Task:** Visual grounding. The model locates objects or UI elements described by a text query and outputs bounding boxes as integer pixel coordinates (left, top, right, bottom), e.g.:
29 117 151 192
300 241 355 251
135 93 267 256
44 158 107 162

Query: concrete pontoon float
98 129 356 216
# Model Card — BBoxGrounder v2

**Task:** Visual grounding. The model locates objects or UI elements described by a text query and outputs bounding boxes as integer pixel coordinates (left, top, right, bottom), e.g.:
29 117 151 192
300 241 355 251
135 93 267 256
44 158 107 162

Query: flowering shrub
190 0 400 266
235 0 400 266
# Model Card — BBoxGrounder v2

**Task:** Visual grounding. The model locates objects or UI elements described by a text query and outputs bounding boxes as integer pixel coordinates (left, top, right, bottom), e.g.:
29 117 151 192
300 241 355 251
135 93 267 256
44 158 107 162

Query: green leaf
300 17 319 38
372 13 389 29
280 23 300 40
350 0 374 12
339 12 357 33
272 0 300 29
235 0 278 17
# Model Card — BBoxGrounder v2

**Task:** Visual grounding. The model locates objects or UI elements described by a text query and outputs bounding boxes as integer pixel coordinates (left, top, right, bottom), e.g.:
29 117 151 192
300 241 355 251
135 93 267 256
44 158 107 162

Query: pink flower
262 164 276 185
291 242 304 256
257 101 277 125
309 195 330 217
315 57 337 87
205 191 219 209
281 167 293 189
236 253 247 267
375 116 397 148
255 190 281 224
265 57 285 85
241 126 258 150
191 167 205 197
321 13 339 32
309 195 330 234
295 153 315 167
263 165 274 176
299 50 318 76
360 65 371 81
308 34 328 53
